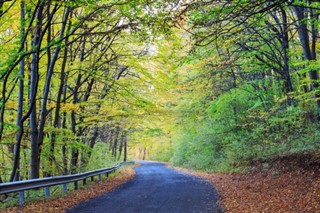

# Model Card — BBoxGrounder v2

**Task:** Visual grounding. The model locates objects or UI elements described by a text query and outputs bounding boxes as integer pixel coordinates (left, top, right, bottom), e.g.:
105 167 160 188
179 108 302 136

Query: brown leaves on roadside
177 152 320 213
1 166 135 213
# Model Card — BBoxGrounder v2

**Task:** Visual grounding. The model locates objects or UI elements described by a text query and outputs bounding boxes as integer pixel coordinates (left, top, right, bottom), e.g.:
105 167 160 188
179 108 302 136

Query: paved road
67 161 222 213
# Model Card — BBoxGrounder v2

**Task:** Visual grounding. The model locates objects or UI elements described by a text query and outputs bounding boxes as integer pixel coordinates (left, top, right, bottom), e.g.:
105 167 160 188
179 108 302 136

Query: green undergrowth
170 126 319 173
169 86 320 173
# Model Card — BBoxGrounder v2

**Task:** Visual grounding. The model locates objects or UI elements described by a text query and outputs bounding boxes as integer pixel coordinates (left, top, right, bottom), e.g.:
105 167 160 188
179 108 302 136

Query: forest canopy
0 0 319 183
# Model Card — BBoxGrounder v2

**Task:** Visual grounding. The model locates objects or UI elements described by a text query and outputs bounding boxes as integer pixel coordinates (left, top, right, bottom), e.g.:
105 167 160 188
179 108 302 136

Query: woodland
0 0 319 187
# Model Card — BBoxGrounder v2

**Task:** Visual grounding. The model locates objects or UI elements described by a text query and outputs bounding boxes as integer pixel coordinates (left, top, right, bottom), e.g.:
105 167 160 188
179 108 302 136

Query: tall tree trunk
45 7 71 177
9 1 40 182
279 8 294 105
293 4 320 109
70 73 81 174
61 82 68 175
70 37 89 173
38 6 71 153
13 0 26 181
29 3 44 179
47 45 68 176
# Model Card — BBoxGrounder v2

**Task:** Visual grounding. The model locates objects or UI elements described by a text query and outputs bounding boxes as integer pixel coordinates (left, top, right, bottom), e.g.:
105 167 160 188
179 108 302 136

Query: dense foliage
0 0 179 182
169 0 320 171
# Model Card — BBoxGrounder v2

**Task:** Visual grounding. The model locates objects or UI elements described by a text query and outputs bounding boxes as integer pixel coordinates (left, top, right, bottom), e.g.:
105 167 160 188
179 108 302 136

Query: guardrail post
45 187 50 197
105 172 109 178
74 181 78 190
63 183 67 193
91 176 94 181
83 178 86 185
98 174 101 180
19 191 25 206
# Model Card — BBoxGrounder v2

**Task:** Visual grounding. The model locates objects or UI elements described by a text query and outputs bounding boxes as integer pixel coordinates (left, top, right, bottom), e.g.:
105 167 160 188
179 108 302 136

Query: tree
292 1 320 108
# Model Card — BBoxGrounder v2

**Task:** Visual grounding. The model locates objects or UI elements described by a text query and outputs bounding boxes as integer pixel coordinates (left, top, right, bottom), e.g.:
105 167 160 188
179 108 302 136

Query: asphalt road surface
67 161 222 213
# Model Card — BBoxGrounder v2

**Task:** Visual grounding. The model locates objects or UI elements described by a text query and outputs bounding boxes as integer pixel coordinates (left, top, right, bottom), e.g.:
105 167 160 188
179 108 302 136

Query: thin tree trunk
280 8 294 105
112 127 120 158
123 136 127 162
108 129 114 152
47 48 68 176
70 111 79 174
70 37 88 173
70 73 81 174
38 6 71 151
46 9 71 176
142 148 146 160
61 84 68 175
118 132 124 161
77 78 94 169
85 126 99 165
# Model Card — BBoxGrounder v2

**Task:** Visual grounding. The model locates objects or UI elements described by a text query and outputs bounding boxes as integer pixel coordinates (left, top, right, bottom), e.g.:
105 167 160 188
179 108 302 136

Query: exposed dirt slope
178 152 320 212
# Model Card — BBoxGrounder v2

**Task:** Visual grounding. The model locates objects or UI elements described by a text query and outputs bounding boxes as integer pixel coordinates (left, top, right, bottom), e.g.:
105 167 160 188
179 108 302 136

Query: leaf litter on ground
175 152 320 213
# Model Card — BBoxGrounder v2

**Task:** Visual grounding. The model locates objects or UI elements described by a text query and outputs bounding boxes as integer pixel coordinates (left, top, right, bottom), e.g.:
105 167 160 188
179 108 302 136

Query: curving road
67 161 222 213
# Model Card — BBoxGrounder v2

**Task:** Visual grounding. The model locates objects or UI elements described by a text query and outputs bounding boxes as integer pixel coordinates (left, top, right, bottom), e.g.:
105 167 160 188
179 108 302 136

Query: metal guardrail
0 161 134 206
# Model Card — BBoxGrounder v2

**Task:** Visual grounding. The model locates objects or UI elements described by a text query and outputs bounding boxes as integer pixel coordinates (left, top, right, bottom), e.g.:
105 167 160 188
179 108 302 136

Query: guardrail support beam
19 191 25 206
45 187 50 197
98 174 101 181
74 181 78 190
63 183 67 193
83 178 86 185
